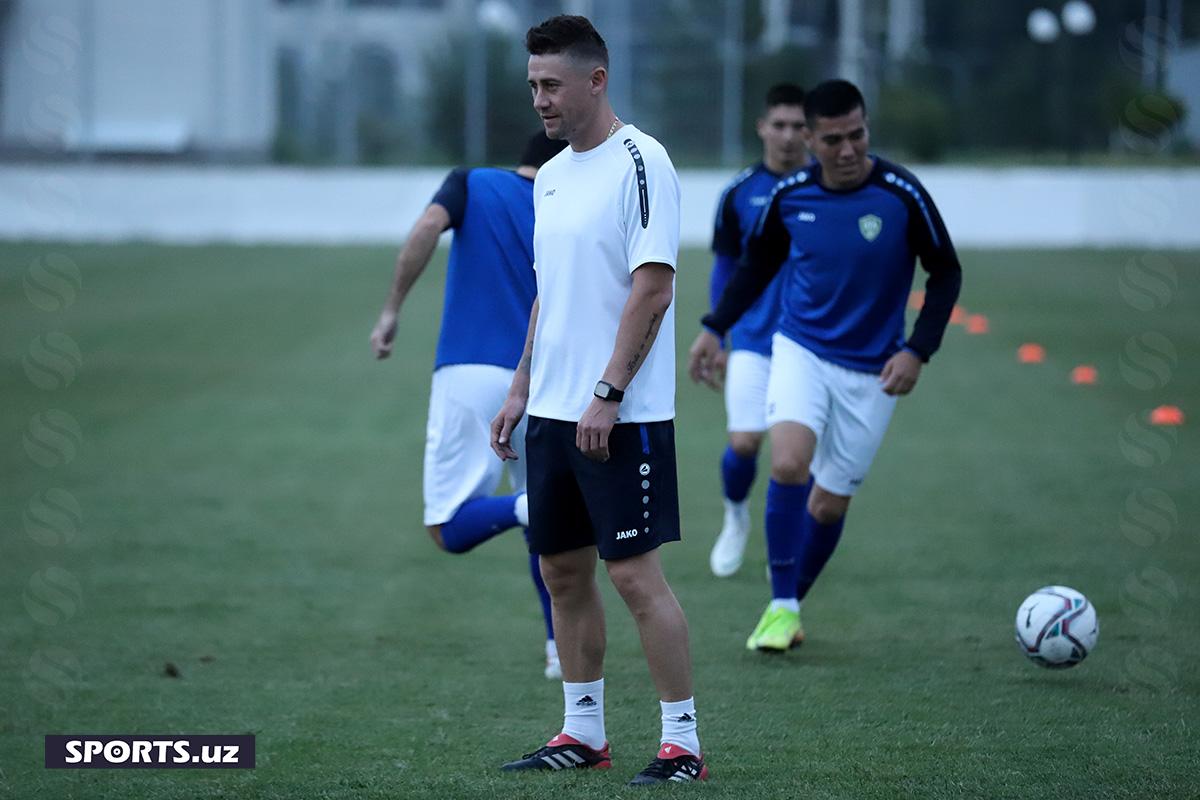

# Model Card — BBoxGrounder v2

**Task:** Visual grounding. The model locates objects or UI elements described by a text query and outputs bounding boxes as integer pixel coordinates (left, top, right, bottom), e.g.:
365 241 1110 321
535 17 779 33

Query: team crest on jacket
858 214 882 242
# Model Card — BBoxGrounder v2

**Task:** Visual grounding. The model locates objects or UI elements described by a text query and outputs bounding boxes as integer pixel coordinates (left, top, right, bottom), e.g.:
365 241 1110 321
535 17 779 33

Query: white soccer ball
1014 585 1098 669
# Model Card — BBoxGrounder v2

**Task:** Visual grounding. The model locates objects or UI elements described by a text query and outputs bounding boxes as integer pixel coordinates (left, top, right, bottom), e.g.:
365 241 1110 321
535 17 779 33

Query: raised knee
728 432 762 458
770 454 810 485
425 525 448 551
808 495 847 526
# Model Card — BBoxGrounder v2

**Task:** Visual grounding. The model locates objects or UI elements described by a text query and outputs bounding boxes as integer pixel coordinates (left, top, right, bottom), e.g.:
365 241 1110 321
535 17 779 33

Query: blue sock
438 495 519 554
765 479 810 600
795 507 846 601
721 445 757 503
524 528 555 640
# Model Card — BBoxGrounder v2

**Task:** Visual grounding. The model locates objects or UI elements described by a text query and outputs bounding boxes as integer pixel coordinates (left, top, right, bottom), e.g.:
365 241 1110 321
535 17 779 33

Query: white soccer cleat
709 500 751 577
544 640 562 680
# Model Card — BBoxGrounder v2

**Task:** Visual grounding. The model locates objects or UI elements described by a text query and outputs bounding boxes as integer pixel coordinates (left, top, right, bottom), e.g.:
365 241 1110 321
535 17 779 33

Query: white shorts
765 333 897 497
724 349 771 433
423 363 526 526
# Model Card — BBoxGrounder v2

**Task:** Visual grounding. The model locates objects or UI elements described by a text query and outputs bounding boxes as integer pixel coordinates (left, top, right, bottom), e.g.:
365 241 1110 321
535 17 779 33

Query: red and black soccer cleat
500 733 612 771
628 743 708 785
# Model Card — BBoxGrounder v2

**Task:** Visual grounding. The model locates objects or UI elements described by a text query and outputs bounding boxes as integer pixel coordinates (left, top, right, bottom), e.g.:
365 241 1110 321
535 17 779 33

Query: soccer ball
1014 585 1098 669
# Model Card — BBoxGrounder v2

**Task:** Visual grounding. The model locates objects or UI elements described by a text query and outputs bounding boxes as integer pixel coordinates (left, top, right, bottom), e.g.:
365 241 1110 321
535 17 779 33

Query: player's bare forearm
492 298 538 461
602 263 674 389
382 204 450 312
509 298 539 400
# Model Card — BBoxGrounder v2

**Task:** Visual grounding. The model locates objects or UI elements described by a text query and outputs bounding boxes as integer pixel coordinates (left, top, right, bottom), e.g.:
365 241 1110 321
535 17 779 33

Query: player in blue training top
370 131 568 677
704 83 808 579
689 79 963 652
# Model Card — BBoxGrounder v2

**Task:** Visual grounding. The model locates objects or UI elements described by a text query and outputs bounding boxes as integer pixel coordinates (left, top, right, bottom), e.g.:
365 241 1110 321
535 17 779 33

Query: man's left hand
879 349 922 396
577 397 620 462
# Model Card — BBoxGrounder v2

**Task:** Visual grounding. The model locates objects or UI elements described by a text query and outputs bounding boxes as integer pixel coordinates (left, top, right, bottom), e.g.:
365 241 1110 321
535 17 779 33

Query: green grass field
2 243 1198 799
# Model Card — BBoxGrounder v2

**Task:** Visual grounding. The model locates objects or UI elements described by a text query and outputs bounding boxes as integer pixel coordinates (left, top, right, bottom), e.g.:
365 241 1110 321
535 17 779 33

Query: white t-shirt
529 124 680 423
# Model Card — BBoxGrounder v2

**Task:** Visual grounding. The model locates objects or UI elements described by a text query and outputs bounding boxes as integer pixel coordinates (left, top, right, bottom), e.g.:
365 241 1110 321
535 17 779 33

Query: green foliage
425 31 540 165
876 81 954 162
743 46 820 153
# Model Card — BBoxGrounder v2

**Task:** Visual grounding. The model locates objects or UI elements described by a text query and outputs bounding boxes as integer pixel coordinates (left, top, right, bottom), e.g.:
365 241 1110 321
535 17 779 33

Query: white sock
515 493 529 527
724 497 747 514
769 598 800 613
660 698 700 757
561 679 605 750
545 639 558 660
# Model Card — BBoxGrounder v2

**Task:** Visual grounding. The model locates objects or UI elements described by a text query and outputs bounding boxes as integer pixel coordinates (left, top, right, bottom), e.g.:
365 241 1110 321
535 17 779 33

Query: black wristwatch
594 381 625 403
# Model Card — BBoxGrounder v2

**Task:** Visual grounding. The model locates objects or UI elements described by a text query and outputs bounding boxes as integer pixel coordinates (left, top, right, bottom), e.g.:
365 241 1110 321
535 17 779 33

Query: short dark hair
525 15 608 68
765 83 806 110
519 130 568 168
803 79 866 126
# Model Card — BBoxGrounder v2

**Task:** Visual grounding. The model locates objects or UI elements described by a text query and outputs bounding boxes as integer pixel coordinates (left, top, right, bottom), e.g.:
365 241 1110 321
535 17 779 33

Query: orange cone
908 290 925 311
966 314 989 334
1149 405 1184 426
1071 365 1098 385
950 305 968 325
1017 343 1045 364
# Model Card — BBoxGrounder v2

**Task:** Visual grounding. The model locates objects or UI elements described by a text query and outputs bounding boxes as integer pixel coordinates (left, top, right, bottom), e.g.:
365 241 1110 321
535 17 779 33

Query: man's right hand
688 329 723 391
370 309 399 359
491 393 527 461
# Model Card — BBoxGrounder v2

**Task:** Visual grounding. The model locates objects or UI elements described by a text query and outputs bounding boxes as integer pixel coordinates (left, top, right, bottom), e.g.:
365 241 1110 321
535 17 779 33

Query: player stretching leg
690 80 962 652
370 132 567 678
704 84 808 578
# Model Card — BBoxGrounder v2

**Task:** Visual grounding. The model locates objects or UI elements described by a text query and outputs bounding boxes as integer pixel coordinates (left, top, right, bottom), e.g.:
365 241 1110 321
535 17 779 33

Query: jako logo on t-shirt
543 189 556 197
616 529 638 540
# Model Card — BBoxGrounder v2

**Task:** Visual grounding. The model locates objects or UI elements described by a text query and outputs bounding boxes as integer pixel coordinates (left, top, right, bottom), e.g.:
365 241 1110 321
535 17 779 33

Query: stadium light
1061 1 1097 36
478 0 519 35
1027 8 1061 43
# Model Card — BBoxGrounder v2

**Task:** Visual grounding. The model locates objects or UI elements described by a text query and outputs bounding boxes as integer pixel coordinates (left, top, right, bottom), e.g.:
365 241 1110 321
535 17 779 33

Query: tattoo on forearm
517 327 535 375
624 311 660 376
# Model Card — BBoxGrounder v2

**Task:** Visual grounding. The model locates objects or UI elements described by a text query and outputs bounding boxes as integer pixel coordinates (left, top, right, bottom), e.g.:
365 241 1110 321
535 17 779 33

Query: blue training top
710 163 799 356
429 167 537 371
703 156 963 373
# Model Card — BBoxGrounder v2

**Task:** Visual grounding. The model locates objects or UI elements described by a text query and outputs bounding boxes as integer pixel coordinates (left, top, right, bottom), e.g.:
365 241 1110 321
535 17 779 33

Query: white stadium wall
0 165 1198 249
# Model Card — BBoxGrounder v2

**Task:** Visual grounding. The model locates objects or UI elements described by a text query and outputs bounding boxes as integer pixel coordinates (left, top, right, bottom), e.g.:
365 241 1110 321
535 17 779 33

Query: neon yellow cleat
745 605 803 652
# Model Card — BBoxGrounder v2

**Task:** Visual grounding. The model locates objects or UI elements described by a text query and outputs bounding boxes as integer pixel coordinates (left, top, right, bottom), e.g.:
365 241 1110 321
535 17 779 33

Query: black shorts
525 415 681 561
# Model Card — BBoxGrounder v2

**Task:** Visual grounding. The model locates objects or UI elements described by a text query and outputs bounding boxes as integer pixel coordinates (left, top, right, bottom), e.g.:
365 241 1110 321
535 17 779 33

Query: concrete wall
1 164 1197 249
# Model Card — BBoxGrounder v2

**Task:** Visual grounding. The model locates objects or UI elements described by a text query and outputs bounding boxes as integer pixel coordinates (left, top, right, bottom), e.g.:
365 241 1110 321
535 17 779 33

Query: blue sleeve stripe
883 171 940 248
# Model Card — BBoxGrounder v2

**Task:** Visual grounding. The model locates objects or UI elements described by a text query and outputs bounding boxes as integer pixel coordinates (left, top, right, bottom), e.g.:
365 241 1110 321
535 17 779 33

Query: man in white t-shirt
489 14 707 787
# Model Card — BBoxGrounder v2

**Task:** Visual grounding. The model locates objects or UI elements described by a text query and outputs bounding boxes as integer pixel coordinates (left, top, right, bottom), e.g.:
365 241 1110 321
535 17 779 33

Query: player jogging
369 132 567 678
705 83 808 578
689 79 963 652
491 15 707 786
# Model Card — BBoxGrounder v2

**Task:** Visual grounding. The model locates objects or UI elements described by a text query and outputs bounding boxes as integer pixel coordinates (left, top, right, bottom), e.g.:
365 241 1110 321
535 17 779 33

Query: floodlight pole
721 0 745 167
465 0 487 164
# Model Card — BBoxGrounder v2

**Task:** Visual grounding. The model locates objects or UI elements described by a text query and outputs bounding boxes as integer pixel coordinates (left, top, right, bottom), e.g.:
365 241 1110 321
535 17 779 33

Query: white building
0 0 507 159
